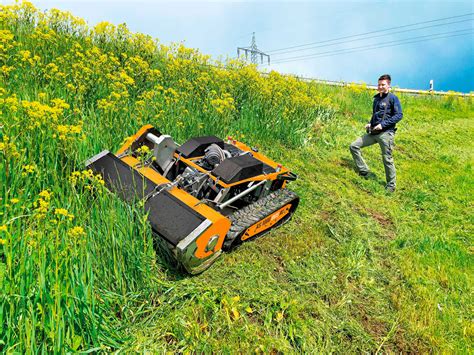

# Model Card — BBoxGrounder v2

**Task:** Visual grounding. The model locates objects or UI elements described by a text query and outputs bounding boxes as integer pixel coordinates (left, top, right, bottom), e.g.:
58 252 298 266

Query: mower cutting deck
86 125 299 274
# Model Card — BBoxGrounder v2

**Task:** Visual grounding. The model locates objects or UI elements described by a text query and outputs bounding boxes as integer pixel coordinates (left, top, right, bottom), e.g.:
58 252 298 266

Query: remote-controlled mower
86 125 299 274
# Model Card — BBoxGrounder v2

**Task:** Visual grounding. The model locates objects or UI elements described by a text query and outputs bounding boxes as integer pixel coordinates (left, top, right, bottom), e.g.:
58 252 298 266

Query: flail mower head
86 125 299 274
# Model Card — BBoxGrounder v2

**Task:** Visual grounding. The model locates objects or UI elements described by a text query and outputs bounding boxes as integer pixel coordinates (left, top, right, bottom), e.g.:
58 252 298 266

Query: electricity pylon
237 32 270 65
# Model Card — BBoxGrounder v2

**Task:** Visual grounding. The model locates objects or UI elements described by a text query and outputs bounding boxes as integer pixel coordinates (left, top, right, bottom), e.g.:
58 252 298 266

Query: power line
269 30 473 64
269 28 473 64
266 29 473 65
271 28 473 63
271 18 473 56
265 12 473 53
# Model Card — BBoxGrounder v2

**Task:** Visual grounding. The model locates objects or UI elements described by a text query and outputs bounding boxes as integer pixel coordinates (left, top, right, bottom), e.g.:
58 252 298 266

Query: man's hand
365 123 371 129
372 124 382 131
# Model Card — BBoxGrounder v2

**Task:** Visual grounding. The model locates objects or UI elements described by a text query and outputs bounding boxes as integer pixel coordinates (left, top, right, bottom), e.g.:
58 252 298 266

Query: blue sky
3 0 473 92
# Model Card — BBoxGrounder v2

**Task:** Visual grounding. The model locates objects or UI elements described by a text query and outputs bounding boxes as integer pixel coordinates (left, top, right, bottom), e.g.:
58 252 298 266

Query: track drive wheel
223 189 299 250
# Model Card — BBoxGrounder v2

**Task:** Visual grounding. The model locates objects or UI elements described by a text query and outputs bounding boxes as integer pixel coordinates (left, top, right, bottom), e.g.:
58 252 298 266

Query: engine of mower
86 125 299 274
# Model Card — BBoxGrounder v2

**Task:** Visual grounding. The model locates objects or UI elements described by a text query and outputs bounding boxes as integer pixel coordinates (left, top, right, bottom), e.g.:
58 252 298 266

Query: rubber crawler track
223 189 299 250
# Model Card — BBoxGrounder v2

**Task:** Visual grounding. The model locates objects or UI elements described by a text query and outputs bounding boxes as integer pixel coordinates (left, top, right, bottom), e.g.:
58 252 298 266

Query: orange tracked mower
86 125 299 274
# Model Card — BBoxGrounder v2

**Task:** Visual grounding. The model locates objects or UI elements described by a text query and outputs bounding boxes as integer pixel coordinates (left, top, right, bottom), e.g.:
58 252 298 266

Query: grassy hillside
1 2 473 352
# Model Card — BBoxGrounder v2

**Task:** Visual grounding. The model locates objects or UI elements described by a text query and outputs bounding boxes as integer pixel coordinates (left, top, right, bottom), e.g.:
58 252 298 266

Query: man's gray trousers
349 131 396 189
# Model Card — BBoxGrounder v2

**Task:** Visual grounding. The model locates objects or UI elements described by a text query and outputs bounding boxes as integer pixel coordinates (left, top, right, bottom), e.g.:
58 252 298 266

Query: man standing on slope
349 74 403 193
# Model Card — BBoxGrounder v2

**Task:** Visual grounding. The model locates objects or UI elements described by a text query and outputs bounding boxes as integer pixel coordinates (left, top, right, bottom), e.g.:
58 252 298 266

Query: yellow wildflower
22 164 36 176
0 30 14 44
55 208 74 220
36 198 49 214
19 50 31 62
136 145 150 155
69 171 81 184
51 98 70 110
95 174 105 185
119 71 135 86
54 123 82 141
0 136 20 158
231 308 240 320
0 225 7 232
1 65 14 76
210 94 236 115
94 21 116 36
69 170 104 188
39 190 52 200
54 208 69 216
68 226 85 237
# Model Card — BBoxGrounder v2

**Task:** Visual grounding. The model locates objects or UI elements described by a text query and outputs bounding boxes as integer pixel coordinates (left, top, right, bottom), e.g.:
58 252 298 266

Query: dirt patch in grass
335 157 355 170
360 313 389 339
367 208 392 227
366 208 396 239
273 255 286 274
392 327 431 353
318 210 332 222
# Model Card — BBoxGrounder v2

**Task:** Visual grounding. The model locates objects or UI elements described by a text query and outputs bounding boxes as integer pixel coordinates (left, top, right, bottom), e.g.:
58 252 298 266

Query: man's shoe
358 171 369 178
385 186 396 193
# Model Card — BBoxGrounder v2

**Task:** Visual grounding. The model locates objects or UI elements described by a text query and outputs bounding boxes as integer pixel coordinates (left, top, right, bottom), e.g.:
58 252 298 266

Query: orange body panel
193 216 230 258
233 140 283 171
241 203 292 241
116 124 154 156
118 154 231 260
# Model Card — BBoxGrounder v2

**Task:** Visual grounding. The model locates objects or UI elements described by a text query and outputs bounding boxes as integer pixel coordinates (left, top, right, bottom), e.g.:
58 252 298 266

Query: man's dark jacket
370 92 403 133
